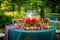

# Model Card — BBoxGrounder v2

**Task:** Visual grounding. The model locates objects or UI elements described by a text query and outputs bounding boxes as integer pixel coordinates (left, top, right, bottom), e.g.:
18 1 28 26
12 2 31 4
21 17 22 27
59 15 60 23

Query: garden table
9 27 56 40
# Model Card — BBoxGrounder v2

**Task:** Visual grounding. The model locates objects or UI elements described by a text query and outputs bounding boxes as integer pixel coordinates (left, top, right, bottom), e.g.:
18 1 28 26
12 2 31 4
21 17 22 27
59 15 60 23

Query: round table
9 27 56 40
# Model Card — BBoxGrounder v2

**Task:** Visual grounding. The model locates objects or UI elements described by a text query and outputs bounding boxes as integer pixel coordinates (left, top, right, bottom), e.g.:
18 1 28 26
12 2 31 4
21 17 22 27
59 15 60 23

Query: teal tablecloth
9 27 56 40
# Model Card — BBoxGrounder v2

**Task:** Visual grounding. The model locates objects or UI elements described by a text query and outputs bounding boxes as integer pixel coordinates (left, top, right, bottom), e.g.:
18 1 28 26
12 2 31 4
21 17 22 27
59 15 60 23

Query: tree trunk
40 8 44 19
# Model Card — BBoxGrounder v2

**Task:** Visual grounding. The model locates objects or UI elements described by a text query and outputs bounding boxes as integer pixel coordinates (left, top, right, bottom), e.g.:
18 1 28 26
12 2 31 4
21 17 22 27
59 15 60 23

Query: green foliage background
0 0 60 33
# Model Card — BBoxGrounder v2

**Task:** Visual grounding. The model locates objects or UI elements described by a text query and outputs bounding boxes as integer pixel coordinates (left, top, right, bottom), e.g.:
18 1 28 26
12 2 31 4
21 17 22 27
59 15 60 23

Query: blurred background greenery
0 0 60 33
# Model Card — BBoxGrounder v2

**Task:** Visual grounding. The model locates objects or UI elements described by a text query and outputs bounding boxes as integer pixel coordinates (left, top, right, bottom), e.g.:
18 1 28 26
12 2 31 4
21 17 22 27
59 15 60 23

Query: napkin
4 25 19 40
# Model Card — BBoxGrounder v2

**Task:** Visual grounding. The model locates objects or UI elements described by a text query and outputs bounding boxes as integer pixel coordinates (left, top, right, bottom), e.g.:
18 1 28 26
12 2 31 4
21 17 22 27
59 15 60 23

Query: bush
0 14 13 28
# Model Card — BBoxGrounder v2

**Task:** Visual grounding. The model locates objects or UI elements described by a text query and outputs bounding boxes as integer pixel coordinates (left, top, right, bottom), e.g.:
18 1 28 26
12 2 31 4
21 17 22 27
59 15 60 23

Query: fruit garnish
24 27 29 30
30 27 34 29
39 23 47 29
36 17 40 22
14 23 19 27
39 24 43 29
47 26 51 30
38 27 40 29
44 18 50 23
26 27 29 30
42 23 47 28
33 27 38 30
